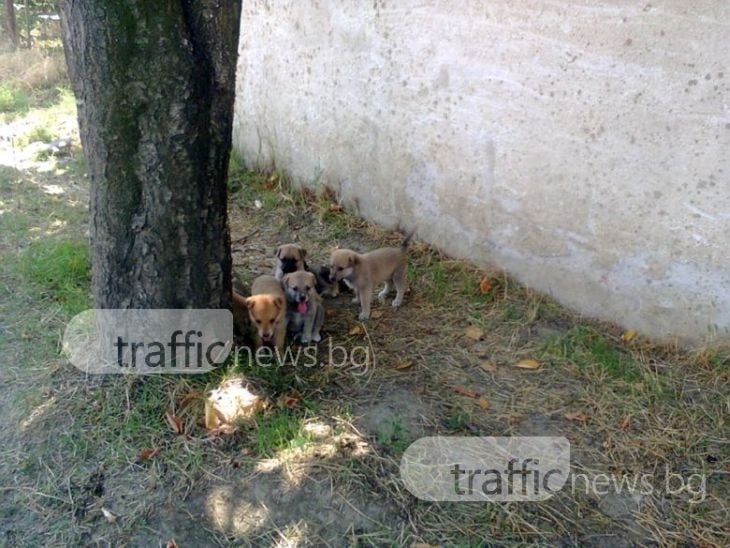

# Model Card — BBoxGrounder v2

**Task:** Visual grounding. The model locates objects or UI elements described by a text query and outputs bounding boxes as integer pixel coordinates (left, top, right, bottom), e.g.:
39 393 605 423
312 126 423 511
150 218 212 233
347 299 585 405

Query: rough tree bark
59 1 241 309
4 0 17 48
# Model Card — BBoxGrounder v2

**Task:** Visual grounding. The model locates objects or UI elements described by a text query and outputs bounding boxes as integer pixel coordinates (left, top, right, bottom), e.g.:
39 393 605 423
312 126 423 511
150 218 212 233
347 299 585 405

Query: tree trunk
4 0 17 48
59 1 241 309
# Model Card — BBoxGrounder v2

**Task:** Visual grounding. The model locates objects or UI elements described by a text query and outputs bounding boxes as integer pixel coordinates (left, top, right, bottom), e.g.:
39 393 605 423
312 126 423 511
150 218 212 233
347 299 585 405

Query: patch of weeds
252 407 313 457
543 326 640 383
445 405 472 432
426 261 448 304
376 416 411 454
17 125 55 147
19 239 91 316
0 82 29 114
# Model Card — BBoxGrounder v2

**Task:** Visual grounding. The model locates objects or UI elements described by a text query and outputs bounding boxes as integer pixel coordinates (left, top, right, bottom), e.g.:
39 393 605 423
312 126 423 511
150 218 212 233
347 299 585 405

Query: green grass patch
0 82 30 113
376 416 411 453
543 326 641 383
252 407 313 457
19 238 91 316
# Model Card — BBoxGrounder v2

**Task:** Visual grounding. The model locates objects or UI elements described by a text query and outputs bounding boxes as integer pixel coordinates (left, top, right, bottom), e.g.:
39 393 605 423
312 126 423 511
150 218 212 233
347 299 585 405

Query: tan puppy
245 275 287 350
329 232 413 320
282 271 325 343
273 244 307 280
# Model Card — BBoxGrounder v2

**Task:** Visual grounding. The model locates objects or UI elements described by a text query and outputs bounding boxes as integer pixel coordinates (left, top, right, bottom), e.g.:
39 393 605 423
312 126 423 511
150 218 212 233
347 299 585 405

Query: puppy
283 271 325 343
273 244 307 280
314 265 352 298
244 275 287 350
329 232 413 320
273 243 342 296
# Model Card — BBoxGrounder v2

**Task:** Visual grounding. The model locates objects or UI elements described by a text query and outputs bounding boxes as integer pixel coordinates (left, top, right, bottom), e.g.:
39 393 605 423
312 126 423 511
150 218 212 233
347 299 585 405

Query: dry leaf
179 391 200 411
348 324 365 336
279 390 301 409
455 386 478 399
166 540 179 548
479 361 497 373
254 199 263 209
479 276 492 294
564 411 589 422
464 326 484 341
514 359 540 370
621 329 637 342
619 415 631 431
165 413 184 435
137 448 160 462
394 361 413 370
411 544 439 548
101 507 117 523
477 397 490 410
207 424 239 437
329 202 343 212
371 309 384 319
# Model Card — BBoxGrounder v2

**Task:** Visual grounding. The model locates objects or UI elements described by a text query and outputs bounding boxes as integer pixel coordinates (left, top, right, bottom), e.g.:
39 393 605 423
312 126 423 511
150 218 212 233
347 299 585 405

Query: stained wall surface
233 1 730 343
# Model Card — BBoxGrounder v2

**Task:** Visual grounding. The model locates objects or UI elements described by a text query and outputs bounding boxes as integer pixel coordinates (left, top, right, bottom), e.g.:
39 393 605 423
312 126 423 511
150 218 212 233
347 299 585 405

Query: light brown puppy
283 271 325 343
245 275 287 350
329 232 413 320
273 244 307 280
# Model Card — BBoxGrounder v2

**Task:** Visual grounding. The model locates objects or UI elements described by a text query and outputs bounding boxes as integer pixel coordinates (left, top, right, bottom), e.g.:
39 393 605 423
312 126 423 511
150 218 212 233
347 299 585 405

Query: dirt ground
0 49 728 547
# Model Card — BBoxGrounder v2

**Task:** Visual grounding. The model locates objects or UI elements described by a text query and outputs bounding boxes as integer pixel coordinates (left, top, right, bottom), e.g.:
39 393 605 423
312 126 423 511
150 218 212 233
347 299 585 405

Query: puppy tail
400 229 416 250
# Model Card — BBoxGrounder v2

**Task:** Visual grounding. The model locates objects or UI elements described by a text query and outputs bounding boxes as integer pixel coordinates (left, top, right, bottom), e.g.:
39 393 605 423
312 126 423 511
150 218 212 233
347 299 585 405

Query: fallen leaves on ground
477 397 490 410
279 390 301 409
394 361 413 370
479 361 497 373
479 276 492 294
179 391 200 411
564 411 590 423
348 324 365 336
164 413 184 435
464 326 484 341
137 448 160 462
455 386 478 399
621 329 637 342
513 358 540 370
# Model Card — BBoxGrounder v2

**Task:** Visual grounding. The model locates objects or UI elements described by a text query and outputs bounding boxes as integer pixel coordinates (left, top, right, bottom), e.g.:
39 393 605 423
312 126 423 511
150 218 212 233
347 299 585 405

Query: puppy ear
273 296 284 311
245 297 256 310
349 255 358 266
282 273 290 285
298 246 307 259
275 245 282 258
306 272 317 285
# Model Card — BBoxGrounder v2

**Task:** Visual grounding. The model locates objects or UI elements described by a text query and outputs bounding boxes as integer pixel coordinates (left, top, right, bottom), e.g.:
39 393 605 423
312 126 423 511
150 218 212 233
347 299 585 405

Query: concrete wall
232 0 730 344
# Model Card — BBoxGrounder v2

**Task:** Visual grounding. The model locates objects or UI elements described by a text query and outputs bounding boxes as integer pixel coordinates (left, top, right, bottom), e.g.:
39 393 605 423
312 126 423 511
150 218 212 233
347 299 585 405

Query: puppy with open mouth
283 270 324 343
243 275 287 351
329 231 413 320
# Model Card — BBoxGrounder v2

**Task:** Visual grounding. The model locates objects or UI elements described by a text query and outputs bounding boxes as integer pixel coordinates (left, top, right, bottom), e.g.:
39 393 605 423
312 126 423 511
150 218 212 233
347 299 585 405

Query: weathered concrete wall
233 1 730 344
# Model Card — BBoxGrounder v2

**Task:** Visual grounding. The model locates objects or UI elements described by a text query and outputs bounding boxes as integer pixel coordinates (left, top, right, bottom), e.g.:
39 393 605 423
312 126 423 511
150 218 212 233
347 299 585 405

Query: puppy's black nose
299 295 306 302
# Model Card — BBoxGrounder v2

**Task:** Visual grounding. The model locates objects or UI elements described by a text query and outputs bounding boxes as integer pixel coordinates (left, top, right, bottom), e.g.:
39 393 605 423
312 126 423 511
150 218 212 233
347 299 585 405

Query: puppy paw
301 335 311 344
351 296 360 304
358 312 370 321
312 333 322 342
391 298 402 308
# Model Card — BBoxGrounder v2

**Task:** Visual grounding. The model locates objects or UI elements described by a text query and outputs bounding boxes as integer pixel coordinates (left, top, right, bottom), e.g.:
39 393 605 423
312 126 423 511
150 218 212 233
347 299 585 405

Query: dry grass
225 164 729 546
0 74 727 544
0 48 67 90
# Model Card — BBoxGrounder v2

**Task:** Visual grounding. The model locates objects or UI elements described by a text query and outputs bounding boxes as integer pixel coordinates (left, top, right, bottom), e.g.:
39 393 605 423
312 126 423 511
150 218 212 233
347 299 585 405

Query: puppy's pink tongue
297 301 309 314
